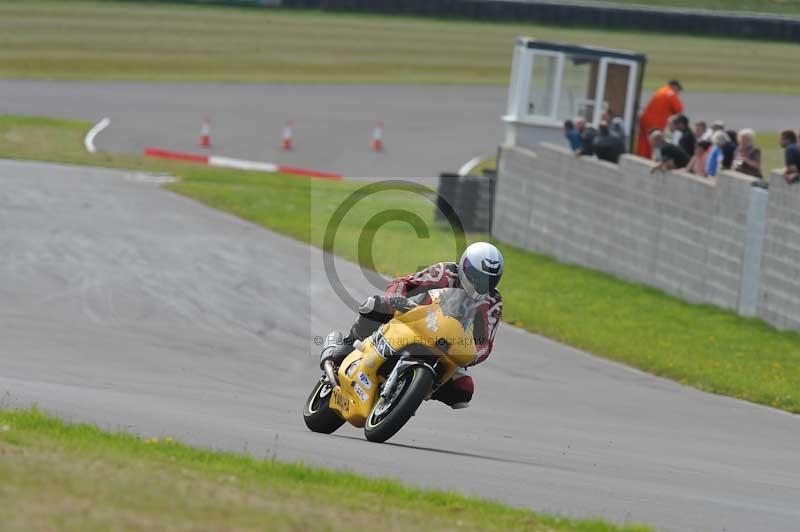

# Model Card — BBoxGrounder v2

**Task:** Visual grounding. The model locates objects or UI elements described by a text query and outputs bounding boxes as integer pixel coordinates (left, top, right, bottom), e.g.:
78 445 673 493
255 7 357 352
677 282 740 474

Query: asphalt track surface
4 80 800 178
2 159 799 532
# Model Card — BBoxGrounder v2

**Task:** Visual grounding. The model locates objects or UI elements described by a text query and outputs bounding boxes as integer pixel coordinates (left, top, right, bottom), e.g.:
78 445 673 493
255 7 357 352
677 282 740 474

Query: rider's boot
319 330 353 369
319 296 395 370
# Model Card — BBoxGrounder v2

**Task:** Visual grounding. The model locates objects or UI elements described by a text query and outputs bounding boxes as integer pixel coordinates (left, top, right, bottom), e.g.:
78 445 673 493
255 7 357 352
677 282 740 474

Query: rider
320 242 504 409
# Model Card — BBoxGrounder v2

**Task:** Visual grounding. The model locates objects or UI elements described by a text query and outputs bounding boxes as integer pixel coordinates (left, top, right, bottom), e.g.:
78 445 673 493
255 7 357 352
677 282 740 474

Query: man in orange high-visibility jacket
636 80 684 159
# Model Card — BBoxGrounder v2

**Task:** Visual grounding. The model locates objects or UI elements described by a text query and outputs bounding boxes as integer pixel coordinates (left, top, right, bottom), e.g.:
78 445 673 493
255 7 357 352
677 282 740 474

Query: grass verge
2 114 799 417
0 408 647 531
0 0 797 92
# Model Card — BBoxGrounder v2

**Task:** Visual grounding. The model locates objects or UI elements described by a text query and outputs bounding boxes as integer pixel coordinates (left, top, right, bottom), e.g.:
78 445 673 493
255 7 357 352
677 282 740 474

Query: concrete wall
758 171 800 330
493 143 762 315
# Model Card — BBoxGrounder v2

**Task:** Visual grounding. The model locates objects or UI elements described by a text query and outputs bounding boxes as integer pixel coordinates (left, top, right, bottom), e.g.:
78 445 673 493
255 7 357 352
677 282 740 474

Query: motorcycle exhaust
323 359 339 386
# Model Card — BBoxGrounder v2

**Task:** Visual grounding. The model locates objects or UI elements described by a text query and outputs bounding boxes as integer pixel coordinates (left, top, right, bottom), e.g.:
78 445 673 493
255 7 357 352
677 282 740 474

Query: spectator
649 129 690 173
564 119 581 153
694 120 711 142
575 116 586 134
732 129 762 179
577 117 596 157
593 121 625 163
780 129 800 185
721 129 738 170
711 120 725 133
668 114 682 146
687 139 712 176
705 131 728 178
636 80 684 159
673 115 695 156
610 116 626 144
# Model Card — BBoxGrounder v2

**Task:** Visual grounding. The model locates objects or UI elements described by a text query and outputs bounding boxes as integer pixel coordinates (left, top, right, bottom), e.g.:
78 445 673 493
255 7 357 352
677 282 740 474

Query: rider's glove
386 295 417 313
358 295 416 319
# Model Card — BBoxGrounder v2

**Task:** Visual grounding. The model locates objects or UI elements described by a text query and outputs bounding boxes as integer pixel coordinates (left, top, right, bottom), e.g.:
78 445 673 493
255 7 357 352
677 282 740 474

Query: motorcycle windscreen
435 287 478 331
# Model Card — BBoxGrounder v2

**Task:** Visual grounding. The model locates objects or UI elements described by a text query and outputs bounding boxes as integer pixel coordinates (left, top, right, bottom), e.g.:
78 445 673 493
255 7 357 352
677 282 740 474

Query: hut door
595 58 638 135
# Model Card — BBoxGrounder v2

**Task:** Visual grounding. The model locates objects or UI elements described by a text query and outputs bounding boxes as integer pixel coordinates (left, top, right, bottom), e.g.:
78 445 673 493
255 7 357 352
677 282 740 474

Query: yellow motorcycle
303 287 478 443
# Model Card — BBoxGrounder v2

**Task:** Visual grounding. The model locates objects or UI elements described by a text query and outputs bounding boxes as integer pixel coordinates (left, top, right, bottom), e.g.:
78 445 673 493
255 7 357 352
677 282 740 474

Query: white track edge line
84 117 111 154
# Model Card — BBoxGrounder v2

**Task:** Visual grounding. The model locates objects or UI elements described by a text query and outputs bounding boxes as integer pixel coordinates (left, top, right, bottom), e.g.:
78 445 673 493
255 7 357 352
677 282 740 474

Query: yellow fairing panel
328 345 385 428
391 302 478 368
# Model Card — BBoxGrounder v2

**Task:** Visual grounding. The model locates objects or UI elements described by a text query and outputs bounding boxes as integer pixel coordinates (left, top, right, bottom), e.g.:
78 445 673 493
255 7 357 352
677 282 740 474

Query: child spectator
564 119 581 153
687 139 711 176
649 129 690 172
780 129 800 184
733 129 762 179
705 131 728 178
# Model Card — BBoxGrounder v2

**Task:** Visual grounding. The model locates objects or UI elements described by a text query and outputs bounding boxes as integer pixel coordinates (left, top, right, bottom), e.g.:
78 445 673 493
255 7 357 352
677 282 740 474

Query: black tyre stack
434 171 496 234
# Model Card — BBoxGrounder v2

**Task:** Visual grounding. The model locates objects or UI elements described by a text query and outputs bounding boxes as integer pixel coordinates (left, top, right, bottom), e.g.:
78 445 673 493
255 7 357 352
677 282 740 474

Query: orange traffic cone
371 121 384 152
281 121 293 151
199 116 211 148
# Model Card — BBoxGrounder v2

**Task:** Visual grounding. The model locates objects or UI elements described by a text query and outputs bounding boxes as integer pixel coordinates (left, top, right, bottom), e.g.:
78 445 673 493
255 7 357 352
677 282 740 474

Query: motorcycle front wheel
303 377 346 434
364 366 434 443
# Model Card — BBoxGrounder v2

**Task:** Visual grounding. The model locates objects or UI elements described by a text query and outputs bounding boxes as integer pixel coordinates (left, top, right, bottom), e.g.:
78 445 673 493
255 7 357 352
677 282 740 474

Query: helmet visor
462 257 500 295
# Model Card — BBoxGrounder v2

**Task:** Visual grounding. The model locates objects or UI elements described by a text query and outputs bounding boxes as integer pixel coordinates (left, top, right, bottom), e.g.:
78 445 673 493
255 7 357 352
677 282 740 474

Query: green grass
0 0 798 92
2 114 800 416
0 408 646 532
587 0 800 15
0 115 180 172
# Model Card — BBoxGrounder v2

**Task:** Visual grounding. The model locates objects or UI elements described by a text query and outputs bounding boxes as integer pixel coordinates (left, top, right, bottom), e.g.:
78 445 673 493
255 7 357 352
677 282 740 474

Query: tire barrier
435 171 496 233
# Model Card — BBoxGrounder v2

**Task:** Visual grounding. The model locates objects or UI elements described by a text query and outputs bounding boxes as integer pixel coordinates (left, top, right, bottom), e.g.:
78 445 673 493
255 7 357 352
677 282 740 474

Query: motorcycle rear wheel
364 366 434 443
303 377 346 434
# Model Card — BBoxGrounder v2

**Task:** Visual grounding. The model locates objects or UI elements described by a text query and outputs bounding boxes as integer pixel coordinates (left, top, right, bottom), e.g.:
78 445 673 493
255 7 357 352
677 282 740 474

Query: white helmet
458 242 504 297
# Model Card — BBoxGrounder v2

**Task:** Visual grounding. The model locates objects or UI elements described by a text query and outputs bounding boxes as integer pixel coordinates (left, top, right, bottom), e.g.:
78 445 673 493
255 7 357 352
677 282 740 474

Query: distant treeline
119 0 800 43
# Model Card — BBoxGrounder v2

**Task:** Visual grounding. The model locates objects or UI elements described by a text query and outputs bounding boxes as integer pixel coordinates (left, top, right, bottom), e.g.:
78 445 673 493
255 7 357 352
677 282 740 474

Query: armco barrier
492 144 800 332
122 0 800 43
